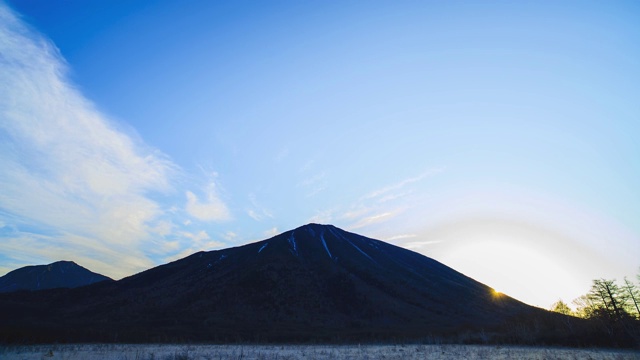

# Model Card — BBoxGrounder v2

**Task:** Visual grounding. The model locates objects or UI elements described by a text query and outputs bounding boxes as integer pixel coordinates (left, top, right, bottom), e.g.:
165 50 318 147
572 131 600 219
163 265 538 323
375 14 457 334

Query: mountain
0 224 568 343
0 260 112 293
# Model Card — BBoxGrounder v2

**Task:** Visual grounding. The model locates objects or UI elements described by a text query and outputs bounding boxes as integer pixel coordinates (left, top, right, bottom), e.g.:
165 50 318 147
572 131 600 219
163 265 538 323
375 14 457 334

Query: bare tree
573 294 596 319
586 279 628 321
571 275 640 346
623 277 640 319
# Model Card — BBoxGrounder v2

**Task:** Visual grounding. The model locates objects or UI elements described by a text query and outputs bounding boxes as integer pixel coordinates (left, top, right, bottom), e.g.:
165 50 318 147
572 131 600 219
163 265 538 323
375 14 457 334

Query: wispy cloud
247 210 262 221
263 227 279 237
0 4 227 278
348 211 397 230
297 159 328 197
308 209 334 224
298 171 327 198
246 193 273 222
340 169 442 232
362 169 442 202
385 234 418 242
185 178 231 222
402 239 442 249
221 231 238 241
163 229 225 262
299 159 315 173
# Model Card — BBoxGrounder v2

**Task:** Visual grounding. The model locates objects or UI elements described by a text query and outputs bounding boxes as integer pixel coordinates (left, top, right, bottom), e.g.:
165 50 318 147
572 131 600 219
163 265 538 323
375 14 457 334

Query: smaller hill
0 261 112 293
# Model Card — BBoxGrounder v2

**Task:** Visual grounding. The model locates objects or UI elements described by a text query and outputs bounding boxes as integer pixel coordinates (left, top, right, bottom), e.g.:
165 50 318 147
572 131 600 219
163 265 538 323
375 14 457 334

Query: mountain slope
0 260 112 293
0 224 549 343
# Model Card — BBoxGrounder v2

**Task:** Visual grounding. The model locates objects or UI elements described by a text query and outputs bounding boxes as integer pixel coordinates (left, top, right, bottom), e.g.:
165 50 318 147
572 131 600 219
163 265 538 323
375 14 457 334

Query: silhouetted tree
586 279 628 322
550 299 573 316
573 294 596 319
622 277 640 319
569 275 640 347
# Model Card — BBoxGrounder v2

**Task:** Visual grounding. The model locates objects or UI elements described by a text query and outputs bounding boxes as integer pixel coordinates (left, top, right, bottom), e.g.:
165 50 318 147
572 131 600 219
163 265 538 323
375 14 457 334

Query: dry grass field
1 344 639 360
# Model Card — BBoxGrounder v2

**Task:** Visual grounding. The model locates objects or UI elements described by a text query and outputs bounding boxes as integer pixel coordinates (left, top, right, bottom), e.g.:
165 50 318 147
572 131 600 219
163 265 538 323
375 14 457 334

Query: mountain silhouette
0 224 554 343
0 260 112 293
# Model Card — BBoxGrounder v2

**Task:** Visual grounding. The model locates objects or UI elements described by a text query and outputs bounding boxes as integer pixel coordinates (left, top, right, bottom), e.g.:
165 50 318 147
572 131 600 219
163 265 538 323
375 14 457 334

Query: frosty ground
1 344 639 360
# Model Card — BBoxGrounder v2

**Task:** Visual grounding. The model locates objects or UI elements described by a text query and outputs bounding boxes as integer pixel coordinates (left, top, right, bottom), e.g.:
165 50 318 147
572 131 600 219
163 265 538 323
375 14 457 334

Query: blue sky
1 0 639 309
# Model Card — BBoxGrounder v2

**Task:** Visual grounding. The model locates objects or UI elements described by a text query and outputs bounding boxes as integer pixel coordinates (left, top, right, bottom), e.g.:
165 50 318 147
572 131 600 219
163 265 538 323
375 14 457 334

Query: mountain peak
0 224 539 343
292 222 335 232
263 223 372 261
53 260 77 265
0 260 112 293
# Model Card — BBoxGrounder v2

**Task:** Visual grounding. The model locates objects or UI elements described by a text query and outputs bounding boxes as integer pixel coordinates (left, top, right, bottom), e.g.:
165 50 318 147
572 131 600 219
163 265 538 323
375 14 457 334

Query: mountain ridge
0 224 564 343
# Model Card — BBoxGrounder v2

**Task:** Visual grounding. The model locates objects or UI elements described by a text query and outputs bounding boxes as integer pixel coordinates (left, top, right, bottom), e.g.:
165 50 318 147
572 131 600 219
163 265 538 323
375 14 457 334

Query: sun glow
425 217 596 309
491 288 504 300
446 239 567 306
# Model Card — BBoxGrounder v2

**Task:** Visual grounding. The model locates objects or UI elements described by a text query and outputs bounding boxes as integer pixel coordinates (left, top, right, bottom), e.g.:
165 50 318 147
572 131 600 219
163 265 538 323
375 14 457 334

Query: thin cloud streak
340 169 442 232
385 234 418 242
308 209 334 224
402 239 442 249
246 193 273 222
263 227 279 237
362 169 442 202
298 171 328 198
348 211 397 230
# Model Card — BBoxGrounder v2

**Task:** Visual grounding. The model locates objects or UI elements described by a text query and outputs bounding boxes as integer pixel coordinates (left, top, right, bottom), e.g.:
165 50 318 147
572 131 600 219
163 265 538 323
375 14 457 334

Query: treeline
550 271 640 347
552 274 640 319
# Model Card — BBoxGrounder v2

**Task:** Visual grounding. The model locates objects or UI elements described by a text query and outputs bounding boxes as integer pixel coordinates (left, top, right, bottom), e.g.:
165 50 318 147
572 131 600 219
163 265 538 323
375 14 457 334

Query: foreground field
1 344 639 360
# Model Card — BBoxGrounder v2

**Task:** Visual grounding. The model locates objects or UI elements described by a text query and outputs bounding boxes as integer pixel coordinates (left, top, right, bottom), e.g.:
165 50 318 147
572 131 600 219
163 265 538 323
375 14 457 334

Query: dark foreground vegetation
2 344 639 360
546 276 640 348
0 313 638 349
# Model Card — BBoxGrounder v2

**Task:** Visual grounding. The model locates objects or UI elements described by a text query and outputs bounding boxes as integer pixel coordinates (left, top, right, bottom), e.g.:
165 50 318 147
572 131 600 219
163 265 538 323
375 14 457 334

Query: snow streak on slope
288 232 298 256
329 227 377 264
319 230 333 259
305 226 316 237
258 243 268 253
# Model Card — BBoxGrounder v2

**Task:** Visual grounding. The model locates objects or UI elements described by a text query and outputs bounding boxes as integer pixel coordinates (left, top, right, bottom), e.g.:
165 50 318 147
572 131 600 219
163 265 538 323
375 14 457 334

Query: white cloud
0 5 180 278
163 230 226 263
385 234 418 242
185 180 231 222
247 209 262 221
341 206 373 221
401 239 443 251
222 231 238 241
348 211 397 230
151 220 175 237
263 227 279 237
308 209 334 224
180 230 211 243
362 169 442 201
